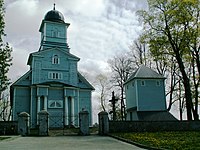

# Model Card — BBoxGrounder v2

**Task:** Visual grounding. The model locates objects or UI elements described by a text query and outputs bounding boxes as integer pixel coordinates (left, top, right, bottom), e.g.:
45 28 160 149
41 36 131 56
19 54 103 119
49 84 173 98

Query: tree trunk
121 86 124 121
176 53 193 120
165 21 193 120
192 54 199 120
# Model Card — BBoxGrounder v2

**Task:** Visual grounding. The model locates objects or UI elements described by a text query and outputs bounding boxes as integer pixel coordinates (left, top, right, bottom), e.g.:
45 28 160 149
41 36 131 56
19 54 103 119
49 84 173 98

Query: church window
48 100 63 108
132 81 135 87
156 80 161 86
51 30 56 37
52 55 60 64
51 28 60 38
141 80 145 86
48 72 62 80
57 31 61 37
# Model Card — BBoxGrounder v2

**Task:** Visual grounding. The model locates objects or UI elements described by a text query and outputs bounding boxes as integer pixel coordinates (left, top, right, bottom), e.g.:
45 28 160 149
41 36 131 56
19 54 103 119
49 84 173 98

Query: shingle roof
125 65 165 84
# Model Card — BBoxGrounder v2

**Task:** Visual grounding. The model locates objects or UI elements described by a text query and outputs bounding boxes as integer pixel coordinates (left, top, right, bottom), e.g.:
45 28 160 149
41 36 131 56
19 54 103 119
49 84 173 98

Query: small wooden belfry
124 65 177 121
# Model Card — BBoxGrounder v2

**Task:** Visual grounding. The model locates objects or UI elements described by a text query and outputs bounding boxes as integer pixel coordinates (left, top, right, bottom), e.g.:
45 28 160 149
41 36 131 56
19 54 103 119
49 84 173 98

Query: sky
4 0 152 123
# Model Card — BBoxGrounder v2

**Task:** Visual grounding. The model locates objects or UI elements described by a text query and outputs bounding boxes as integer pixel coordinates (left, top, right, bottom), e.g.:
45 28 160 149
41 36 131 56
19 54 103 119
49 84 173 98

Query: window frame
52 55 60 64
156 80 161 86
141 80 145 86
48 100 63 108
48 72 62 80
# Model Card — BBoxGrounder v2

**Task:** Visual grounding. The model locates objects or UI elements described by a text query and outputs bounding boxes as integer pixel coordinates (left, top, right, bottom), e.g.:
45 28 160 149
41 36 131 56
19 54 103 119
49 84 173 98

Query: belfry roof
125 65 165 84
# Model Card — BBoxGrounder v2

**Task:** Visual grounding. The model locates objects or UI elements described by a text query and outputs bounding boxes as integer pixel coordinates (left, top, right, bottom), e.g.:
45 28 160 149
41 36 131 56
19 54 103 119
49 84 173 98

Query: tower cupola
44 4 65 23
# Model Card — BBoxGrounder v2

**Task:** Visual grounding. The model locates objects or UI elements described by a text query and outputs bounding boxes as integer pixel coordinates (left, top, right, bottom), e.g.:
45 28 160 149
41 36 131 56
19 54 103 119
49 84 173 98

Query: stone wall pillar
18 112 30 136
79 110 89 135
98 111 109 135
38 110 49 136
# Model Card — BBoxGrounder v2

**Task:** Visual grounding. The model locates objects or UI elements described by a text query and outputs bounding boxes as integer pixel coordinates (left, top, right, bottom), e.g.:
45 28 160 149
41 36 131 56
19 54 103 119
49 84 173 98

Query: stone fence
0 121 18 135
109 120 200 133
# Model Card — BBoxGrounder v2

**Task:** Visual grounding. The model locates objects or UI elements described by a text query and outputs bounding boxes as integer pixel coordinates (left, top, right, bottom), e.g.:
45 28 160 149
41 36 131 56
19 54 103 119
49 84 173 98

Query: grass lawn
0 137 11 141
112 131 200 150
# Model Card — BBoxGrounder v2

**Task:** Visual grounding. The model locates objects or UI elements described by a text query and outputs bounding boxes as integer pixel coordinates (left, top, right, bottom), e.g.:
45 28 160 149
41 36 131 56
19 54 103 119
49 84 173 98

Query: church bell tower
39 4 70 51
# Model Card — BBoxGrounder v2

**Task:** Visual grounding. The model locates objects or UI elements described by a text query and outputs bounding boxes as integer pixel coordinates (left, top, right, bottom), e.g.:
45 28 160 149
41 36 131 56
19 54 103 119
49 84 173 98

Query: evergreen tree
0 0 12 101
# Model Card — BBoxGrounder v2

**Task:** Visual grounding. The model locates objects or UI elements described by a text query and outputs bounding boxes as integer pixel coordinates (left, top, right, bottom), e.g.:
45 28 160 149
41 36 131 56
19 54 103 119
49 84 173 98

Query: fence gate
49 112 63 128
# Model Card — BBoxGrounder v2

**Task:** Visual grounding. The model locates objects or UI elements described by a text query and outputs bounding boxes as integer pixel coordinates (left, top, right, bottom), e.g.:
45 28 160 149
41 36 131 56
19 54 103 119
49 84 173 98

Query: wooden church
124 65 177 121
10 5 94 128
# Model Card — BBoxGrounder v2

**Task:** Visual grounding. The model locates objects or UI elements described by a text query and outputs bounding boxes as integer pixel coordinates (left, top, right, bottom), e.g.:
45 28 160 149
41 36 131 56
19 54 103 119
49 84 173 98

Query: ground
0 135 145 150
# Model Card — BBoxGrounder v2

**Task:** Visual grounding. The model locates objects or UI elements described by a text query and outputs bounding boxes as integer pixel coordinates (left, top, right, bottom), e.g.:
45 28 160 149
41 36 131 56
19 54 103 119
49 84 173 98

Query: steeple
39 5 70 51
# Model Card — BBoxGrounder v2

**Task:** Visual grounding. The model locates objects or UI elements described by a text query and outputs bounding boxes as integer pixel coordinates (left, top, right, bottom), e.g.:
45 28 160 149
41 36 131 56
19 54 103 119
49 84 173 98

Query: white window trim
52 55 60 64
48 100 63 108
48 72 62 80
51 28 60 38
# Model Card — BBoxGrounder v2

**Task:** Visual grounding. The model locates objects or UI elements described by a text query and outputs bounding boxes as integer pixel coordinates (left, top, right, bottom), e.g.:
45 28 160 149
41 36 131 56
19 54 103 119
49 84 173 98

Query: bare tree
108 53 135 120
94 74 111 112
129 39 149 67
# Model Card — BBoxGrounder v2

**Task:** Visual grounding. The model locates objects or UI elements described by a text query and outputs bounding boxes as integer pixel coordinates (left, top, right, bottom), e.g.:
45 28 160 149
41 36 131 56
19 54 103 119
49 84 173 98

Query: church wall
79 90 92 126
31 50 78 86
13 87 30 120
137 79 166 111
69 61 78 86
45 22 66 43
37 87 48 96
126 111 138 121
48 87 64 101
32 60 42 84
125 80 137 110
30 87 37 128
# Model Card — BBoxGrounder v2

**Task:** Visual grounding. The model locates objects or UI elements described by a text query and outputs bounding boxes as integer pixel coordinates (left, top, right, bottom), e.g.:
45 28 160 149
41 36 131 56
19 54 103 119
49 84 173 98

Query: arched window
48 100 63 108
52 55 59 64
51 28 59 37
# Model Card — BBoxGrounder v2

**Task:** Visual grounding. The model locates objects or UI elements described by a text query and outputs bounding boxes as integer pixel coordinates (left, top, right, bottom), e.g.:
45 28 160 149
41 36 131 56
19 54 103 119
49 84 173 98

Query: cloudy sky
4 0 151 122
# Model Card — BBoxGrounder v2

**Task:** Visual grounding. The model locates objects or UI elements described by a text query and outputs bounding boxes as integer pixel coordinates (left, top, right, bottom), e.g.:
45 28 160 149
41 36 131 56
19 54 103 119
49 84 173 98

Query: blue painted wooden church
10 5 94 128
125 65 176 121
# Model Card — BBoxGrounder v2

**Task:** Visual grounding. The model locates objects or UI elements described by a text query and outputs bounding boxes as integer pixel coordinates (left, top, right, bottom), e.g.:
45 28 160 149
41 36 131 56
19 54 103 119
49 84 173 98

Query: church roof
11 70 94 90
125 65 165 84
44 4 65 23
78 72 95 90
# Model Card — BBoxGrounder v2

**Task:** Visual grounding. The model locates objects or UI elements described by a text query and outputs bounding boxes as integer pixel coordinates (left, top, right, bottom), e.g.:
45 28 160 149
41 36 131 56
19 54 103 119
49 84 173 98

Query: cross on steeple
53 3 56 10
